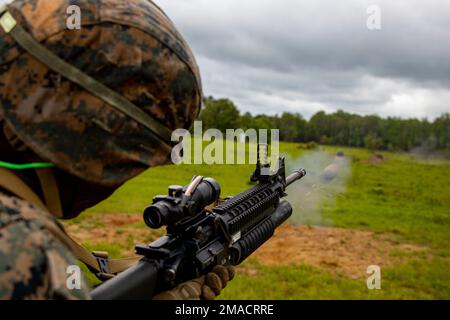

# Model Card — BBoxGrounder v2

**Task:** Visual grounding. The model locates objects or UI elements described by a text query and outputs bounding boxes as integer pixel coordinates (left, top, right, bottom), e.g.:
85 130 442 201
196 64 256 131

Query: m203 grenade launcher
91 146 306 299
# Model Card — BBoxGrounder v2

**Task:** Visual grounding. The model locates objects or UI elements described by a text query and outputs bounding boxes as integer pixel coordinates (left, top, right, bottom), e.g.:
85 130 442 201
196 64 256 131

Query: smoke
284 150 352 226
409 146 450 164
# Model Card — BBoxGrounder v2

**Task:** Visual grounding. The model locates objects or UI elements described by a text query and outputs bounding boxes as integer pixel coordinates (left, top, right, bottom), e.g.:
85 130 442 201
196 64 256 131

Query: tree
278 112 307 142
364 133 383 150
195 96 450 151
199 97 240 132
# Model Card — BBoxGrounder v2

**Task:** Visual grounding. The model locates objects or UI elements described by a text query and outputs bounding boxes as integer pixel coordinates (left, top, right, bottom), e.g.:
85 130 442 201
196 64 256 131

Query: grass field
65 142 450 299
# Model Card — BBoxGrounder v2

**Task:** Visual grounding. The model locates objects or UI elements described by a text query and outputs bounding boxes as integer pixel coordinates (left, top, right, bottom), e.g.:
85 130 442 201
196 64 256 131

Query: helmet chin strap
0 166 47 210
0 163 62 218
34 168 63 218
0 124 140 277
0 120 60 216
0 166 140 277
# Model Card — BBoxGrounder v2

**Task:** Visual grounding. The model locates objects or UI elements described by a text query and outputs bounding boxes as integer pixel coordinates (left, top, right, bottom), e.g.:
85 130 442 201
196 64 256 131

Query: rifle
91 146 306 299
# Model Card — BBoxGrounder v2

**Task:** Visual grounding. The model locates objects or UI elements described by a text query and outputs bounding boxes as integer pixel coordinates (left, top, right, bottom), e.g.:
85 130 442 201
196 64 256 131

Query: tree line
199 96 450 151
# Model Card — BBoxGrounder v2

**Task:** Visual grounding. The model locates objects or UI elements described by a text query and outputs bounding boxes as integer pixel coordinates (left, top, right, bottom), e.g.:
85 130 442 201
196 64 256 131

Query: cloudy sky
0 0 448 119
155 0 450 120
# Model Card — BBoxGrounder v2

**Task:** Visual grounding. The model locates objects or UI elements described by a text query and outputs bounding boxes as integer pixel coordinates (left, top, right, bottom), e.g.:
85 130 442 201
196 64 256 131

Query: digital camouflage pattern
0 0 204 300
0 0 202 187
0 192 90 299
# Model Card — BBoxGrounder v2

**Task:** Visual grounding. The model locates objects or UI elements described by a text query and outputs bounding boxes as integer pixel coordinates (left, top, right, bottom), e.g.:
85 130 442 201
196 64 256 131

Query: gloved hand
152 265 235 300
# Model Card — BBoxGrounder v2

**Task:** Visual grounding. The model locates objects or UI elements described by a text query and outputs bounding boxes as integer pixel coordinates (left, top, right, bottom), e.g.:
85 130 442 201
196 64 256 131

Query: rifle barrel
286 169 306 187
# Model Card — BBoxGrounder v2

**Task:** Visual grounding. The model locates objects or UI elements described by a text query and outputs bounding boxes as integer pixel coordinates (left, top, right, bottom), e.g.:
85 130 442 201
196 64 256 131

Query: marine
0 0 234 300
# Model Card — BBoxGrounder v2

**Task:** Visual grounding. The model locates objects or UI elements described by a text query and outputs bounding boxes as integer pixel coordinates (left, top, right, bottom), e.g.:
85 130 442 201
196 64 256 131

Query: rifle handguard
229 200 292 265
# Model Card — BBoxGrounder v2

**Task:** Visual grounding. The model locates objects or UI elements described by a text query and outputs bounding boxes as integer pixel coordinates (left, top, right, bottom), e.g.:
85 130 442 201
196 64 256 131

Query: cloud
156 0 450 119
1 0 447 119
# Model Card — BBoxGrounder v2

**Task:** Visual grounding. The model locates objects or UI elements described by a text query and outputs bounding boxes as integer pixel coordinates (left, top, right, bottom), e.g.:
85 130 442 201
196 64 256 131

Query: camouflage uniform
0 192 90 299
0 0 202 299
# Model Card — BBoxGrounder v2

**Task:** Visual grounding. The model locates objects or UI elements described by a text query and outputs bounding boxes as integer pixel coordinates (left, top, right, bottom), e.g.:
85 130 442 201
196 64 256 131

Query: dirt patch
253 224 426 278
101 214 142 226
65 213 427 279
363 153 386 165
64 213 164 255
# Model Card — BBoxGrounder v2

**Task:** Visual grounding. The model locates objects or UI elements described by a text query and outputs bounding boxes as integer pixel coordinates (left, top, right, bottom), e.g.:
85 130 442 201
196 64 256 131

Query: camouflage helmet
0 0 202 187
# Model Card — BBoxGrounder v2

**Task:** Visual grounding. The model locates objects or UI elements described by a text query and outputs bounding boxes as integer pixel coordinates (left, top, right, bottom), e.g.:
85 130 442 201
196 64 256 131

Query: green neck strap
0 161 54 170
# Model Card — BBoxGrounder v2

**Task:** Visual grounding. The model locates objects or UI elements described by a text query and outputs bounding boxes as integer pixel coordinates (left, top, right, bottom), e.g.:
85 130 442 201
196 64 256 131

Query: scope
143 177 221 228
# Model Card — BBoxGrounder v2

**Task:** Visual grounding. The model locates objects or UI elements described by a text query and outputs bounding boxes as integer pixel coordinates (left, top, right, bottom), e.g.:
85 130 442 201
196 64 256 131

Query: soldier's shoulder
0 192 51 228
0 193 90 299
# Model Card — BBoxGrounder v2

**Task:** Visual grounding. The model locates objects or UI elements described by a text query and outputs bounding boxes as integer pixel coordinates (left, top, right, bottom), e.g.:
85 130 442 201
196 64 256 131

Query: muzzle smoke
284 150 352 226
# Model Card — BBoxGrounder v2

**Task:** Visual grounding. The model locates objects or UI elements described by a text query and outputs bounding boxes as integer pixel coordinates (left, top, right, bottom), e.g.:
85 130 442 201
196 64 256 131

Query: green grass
219 257 450 299
73 142 450 299
220 260 375 300
82 141 306 216
322 146 450 249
